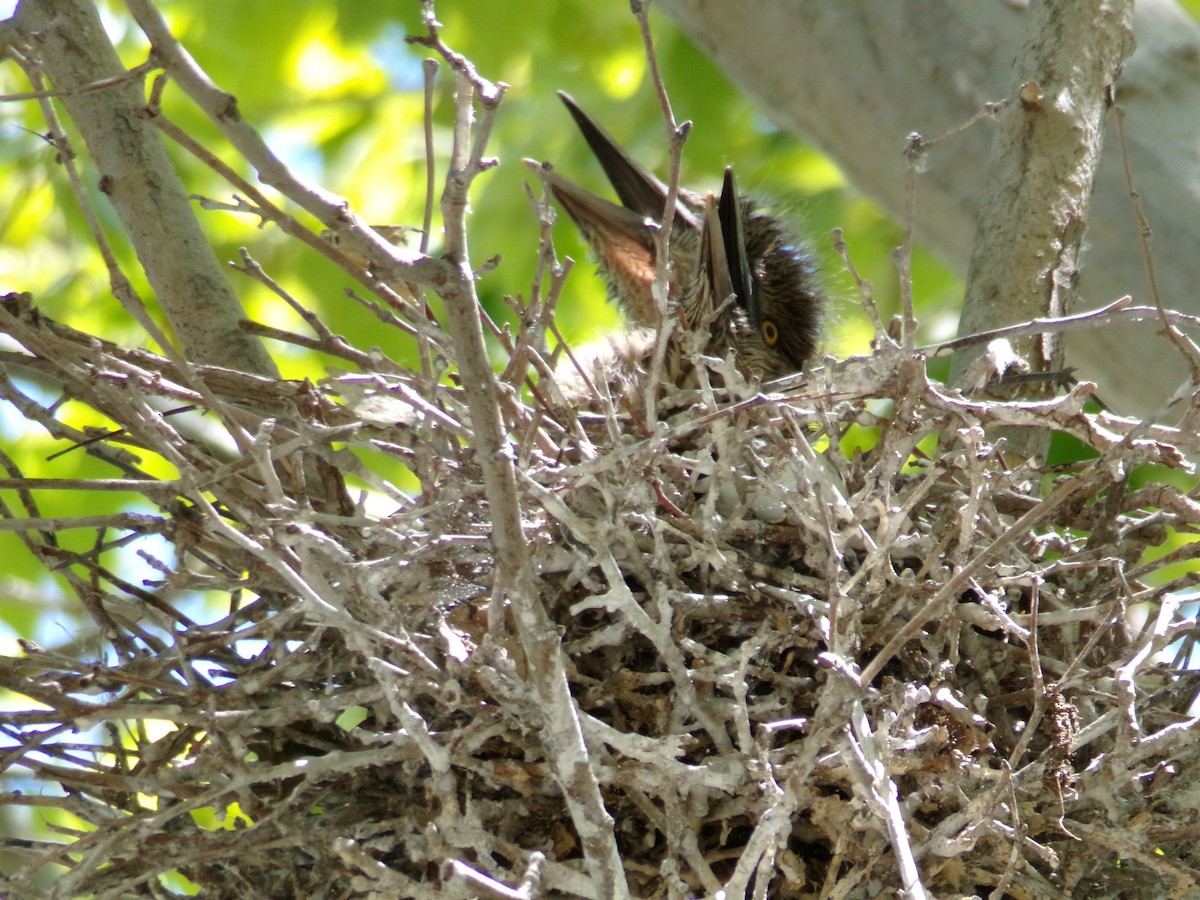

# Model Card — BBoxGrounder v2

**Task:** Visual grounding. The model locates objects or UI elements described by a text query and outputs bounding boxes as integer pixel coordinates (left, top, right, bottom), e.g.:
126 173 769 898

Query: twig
410 8 629 897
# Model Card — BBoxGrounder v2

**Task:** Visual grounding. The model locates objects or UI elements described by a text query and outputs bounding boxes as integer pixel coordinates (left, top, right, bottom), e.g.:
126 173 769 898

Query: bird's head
542 92 823 383
685 168 821 381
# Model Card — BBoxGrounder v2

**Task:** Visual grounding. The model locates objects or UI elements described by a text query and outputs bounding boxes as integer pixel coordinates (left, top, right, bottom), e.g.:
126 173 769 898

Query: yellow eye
761 319 780 347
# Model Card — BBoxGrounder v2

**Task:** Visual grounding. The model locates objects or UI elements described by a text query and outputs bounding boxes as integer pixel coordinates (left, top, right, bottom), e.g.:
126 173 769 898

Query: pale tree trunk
662 0 1200 418
17 0 278 377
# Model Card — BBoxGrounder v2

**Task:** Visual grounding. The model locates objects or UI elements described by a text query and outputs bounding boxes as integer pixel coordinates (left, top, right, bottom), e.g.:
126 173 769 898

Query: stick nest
2 289 1199 899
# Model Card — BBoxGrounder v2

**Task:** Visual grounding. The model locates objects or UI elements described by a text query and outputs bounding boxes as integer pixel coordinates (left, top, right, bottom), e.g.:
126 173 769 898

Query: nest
3 283 1200 899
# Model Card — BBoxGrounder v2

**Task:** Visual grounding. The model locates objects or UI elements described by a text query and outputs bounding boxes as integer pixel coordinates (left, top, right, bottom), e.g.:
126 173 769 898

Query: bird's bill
717 168 759 324
559 91 668 221
542 168 659 318
543 168 655 250
700 194 735 313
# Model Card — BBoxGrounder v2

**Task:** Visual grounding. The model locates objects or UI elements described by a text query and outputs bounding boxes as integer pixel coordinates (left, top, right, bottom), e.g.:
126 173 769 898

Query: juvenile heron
543 92 823 385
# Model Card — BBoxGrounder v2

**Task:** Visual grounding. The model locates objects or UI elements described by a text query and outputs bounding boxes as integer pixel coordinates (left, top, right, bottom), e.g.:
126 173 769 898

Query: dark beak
717 167 759 326
699 192 733 313
542 93 822 379
539 169 660 304
558 90 662 220
540 93 706 326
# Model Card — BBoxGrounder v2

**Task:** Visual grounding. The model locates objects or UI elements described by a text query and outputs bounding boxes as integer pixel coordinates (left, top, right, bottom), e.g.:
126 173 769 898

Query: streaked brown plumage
544 92 823 385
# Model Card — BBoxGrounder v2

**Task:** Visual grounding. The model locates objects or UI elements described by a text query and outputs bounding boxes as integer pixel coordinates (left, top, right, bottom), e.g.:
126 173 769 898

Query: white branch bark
13 0 278 378
954 0 1134 388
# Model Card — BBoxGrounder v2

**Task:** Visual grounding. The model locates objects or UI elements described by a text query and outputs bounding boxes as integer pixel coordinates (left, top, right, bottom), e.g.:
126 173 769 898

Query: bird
541 92 823 388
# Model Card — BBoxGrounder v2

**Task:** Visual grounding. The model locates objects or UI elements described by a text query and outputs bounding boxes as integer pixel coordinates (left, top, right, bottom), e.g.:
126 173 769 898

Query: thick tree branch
12 0 278 377
952 0 1135 386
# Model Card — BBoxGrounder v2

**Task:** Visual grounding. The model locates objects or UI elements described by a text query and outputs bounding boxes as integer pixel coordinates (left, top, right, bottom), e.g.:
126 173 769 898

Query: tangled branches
2 2 1199 897
2 285 1199 897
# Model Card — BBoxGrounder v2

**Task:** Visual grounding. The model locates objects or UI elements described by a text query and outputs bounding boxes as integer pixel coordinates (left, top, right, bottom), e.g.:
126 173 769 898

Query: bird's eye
761 319 780 347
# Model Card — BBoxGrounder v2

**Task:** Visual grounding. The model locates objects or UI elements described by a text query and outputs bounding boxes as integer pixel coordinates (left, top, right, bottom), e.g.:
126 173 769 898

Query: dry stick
0 478 180 494
891 102 1006 349
149 101 436 347
164 128 379 293
0 53 157 103
633 0 686 428
925 100 1011 151
233 250 339 343
0 513 167 534
126 0 436 286
414 57 441 386
0 301 234 480
520 469 734 756
521 164 620 449
411 9 629 897
420 58 439 256
926 297 1133 357
719 764 793 899
132 0 443 512
333 838 430 896
147 89 346 266
858 469 1099 688
834 226 889 347
896 137 920 348
8 56 264 464
13 57 167 351
511 185 589 460
989 768 1027 900
443 859 531 900
239 321 382 370
16 4 367 521
231 249 417 374
0 299 329 435
1071 821 1197 894
1007 577 1046 770
1112 580 1181 747
1114 103 1200 384
845 703 929 900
